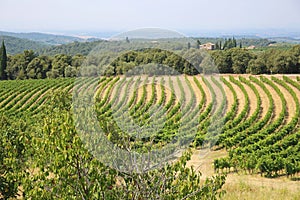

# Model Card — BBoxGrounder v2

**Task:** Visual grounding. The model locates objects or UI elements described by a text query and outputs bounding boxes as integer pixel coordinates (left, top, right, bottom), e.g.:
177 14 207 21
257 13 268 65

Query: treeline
37 37 274 56
6 50 84 79
212 45 300 74
212 37 276 50
2 44 300 80
37 40 103 56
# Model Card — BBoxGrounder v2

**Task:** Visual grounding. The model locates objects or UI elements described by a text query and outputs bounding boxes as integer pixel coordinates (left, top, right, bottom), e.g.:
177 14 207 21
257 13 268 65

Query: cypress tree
0 40 7 80
187 42 191 49
215 42 219 50
196 40 201 49
233 37 237 47
223 39 227 50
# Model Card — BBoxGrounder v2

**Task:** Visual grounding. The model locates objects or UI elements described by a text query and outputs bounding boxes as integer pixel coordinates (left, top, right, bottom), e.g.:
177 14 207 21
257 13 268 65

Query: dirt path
223 79 234 113
155 83 163 103
250 78 270 119
194 75 212 108
262 79 282 123
224 76 246 117
22 90 48 111
241 79 257 118
186 76 202 106
270 76 296 123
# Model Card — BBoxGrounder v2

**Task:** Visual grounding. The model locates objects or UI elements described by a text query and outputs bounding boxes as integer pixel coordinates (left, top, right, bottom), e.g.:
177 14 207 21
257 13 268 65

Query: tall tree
0 40 7 80
196 40 201 49
215 42 220 50
223 39 228 50
233 37 237 47
125 36 130 43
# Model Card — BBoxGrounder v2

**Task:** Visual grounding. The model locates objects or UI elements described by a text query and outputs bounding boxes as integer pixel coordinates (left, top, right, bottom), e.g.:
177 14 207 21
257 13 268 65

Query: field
0 74 299 199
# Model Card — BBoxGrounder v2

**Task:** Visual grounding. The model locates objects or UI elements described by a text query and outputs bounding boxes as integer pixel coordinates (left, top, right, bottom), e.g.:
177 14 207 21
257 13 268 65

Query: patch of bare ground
17 90 44 110
155 82 162 103
222 78 234 113
169 76 187 105
116 77 133 106
194 75 213 108
0 90 25 109
135 76 149 104
261 77 283 124
109 77 124 103
96 78 113 100
165 76 177 104
139 76 174 106
224 76 246 116
249 77 269 119
145 84 153 102
126 76 141 108
186 76 202 106
186 149 227 179
21 91 47 111
286 77 300 130
136 84 145 104
27 82 72 111
270 76 296 123
240 78 257 118
180 76 193 105
203 76 225 115
135 83 153 104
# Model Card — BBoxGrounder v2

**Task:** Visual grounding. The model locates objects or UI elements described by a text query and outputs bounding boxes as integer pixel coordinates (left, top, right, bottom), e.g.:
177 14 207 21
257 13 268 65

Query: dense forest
0 35 48 54
37 40 103 56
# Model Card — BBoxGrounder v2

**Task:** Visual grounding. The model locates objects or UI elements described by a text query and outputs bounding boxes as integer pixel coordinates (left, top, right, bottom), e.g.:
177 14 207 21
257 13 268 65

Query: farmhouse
247 45 256 50
200 42 215 50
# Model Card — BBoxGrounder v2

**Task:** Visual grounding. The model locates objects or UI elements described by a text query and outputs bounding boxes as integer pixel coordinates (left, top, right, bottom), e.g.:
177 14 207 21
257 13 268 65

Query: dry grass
251 79 270 118
240 80 257 117
186 76 202 106
187 149 300 200
223 76 246 116
270 77 296 123
263 80 283 121
223 174 300 200
223 78 235 113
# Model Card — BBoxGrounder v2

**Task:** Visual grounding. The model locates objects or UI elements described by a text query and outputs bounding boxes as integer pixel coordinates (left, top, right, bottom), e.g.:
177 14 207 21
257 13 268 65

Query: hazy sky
1 0 300 33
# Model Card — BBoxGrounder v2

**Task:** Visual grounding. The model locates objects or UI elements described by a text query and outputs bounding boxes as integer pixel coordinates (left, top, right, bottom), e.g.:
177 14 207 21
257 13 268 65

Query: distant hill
0 31 89 45
37 40 104 56
268 37 300 44
0 35 48 55
38 37 278 56
0 30 280 56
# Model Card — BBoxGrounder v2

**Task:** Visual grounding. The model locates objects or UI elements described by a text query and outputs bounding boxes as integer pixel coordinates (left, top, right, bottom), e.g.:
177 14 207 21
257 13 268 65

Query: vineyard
0 75 300 199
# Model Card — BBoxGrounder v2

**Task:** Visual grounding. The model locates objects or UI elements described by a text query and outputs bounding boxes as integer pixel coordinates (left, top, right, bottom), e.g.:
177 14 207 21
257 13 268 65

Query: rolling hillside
0 35 48 54
0 75 299 199
0 31 88 45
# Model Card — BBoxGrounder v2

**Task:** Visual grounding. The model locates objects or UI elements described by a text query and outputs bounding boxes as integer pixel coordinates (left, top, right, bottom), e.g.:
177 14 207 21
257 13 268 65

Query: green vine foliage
0 91 226 199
